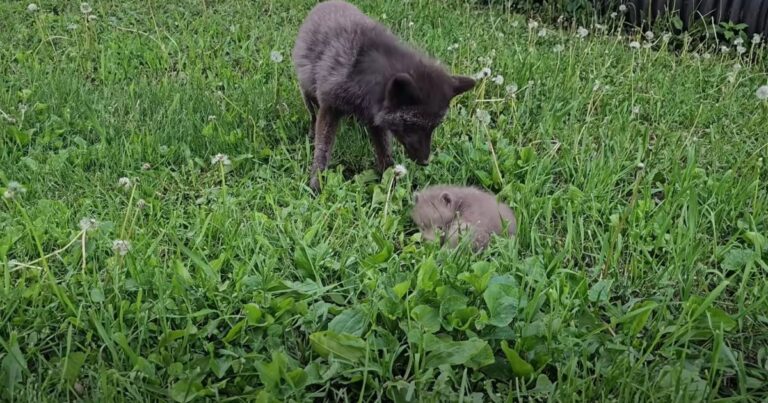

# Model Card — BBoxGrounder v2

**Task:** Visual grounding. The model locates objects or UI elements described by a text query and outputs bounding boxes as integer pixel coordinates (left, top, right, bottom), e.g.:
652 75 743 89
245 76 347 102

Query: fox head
375 71 475 165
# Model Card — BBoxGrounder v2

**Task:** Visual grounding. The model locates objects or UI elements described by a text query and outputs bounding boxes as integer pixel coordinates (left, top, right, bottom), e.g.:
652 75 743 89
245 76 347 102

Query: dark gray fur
292 1 476 192
411 185 517 251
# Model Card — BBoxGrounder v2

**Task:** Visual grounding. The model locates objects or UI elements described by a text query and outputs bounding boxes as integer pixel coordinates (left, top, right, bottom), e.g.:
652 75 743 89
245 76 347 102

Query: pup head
376 71 475 165
410 188 460 242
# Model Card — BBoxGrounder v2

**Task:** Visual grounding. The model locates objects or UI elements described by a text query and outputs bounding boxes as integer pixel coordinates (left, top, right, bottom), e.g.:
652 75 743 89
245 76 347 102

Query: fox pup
411 185 517 251
292 1 476 192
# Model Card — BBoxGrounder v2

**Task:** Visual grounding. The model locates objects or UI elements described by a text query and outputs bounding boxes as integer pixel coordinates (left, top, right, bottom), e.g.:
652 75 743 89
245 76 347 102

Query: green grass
2 0 768 401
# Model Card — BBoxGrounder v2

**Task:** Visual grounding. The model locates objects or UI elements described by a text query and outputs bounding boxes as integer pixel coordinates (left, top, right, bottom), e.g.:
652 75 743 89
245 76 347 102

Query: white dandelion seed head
527 19 539 30
757 85 768 101
632 106 640 115
67 23 79 31
557 15 564 24
619 4 628 12
87 14 97 22
692 52 701 59
118 177 132 190
642 42 652 49
752 34 762 45
141 163 151 171
18 104 28 114
159 145 169 154
505 83 518 95
111 239 131 256
207 115 216 122
491 75 504 85
720 45 730 53
136 199 147 209
636 162 645 170
475 109 491 126
393 164 407 178
629 41 641 49
270 50 283 63
447 43 459 52
3 181 26 200
27 3 39 12
736 45 746 55
577 26 589 38
511 20 519 28
537 28 547 37
733 37 744 46
79 217 98 232
592 81 601 91
553 44 565 53
408 21 414 27
610 12 618 18
732 63 742 71
473 67 492 80
662 32 672 41
595 23 607 31
210 153 231 166
703 52 711 59
80 2 92 14
644 31 654 41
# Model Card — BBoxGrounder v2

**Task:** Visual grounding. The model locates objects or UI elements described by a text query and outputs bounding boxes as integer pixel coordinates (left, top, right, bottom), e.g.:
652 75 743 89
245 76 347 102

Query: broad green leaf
416 257 438 291
624 300 658 336
309 331 366 363
588 279 613 303
244 303 263 324
363 231 393 266
424 336 494 369
223 320 246 343
392 280 411 300
500 340 534 376
61 352 86 385
721 248 754 272
169 378 204 403
328 307 368 337
89 288 105 303
254 352 286 391
0 334 27 391
483 274 520 327
458 261 494 293
410 305 441 333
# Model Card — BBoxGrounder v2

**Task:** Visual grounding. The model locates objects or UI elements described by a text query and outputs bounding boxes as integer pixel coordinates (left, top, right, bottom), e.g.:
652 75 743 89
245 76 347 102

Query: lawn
2 0 768 401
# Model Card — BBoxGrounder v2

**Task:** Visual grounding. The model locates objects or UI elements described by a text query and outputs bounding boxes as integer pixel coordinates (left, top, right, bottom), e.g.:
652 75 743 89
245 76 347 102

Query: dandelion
141 163 151 171
80 2 92 14
595 23 607 31
111 240 131 256
632 106 640 115
210 153 231 166
3 181 26 200
118 177 132 190
491 75 504 85
757 85 768 101
136 199 147 209
556 15 564 24
473 67 491 80
592 81 602 91
527 19 539 30
408 21 414 28
87 14 97 22
447 43 459 52
642 42 652 49
636 162 645 170
629 41 640 49
703 52 711 59
393 164 407 179
619 4 628 12
511 20 519 28
736 45 746 55
67 23 79 30
27 3 39 12
505 83 518 96
475 109 491 126
159 145 169 154
577 26 589 38
207 115 216 122
662 32 672 42
270 50 283 63
733 37 744 46
553 44 565 53
644 31 654 41
79 217 98 232
537 28 547 37
720 45 730 53
610 12 618 18
752 34 762 45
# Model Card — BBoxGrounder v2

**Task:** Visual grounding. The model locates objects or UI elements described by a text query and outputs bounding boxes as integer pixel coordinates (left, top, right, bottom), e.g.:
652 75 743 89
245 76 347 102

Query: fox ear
413 192 420 203
386 73 420 107
451 75 476 97
441 192 452 205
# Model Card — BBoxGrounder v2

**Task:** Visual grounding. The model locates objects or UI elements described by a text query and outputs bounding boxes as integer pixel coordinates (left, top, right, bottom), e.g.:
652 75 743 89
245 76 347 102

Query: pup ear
441 192 452 205
451 75 476 97
385 73 420 107
413 192 420 203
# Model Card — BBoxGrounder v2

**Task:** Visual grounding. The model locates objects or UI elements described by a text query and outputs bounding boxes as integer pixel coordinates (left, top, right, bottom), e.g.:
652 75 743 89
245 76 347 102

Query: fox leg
309 105 341 192
301 91 319 139
368 126 394 173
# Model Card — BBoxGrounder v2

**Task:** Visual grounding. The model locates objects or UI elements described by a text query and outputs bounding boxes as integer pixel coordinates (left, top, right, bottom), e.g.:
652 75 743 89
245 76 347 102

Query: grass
2 0 768 401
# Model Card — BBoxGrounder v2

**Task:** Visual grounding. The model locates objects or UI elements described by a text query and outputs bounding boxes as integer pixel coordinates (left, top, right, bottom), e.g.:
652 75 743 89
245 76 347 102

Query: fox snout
404 145 430 165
